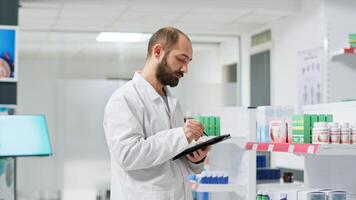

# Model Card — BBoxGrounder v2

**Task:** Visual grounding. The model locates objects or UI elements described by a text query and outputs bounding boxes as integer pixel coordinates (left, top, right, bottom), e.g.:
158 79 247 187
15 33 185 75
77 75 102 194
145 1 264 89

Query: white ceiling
17 0 303 73
19 0 301 35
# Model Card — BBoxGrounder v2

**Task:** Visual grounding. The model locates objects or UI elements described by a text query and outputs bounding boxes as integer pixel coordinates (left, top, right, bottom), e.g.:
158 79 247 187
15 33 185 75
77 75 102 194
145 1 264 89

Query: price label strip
288 145 295 153
307 145 315 154
268 144 274 152
252 143 258 151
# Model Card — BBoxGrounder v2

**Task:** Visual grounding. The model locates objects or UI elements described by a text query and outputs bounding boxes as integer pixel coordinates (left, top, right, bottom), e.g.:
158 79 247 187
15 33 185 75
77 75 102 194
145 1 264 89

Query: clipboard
173 134 231 160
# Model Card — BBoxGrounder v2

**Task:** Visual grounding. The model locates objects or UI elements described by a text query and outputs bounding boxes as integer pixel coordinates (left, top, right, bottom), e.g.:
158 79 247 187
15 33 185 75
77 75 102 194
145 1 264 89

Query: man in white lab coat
103 27 211 200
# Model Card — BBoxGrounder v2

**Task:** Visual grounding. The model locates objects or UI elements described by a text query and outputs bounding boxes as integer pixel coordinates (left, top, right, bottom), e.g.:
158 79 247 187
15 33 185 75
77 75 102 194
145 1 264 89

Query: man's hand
186 146 211 164
183 119 204 144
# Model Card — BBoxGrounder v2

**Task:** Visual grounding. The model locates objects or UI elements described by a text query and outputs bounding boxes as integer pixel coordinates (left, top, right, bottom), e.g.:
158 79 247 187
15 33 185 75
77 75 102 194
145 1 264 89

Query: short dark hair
147 27 190 59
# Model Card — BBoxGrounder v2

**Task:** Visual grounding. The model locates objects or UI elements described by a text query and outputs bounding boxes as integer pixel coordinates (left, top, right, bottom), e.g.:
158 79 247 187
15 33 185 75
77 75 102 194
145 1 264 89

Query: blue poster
0 27 16 80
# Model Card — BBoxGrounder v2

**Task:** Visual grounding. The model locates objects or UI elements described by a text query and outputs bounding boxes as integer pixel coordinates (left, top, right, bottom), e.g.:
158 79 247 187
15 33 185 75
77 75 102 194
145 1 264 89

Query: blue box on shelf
257 168 281 180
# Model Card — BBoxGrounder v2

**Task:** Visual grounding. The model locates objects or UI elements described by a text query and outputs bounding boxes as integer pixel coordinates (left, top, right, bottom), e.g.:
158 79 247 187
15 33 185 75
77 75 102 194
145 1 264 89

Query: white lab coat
103 72 203 200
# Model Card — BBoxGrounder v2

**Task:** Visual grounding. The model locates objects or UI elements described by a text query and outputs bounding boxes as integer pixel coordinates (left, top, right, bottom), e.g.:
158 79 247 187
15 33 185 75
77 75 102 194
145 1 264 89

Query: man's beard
156 53 184 87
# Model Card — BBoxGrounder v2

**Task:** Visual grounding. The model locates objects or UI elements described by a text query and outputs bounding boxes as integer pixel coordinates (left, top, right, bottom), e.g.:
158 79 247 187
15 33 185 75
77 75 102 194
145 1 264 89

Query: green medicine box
215 117 220 136
310 115 318 128
349 33 356 41
194 116 208 135
201 117 209 136
326 114 333 122
292 115 311 144
318 114 326 122
193 115 221 136
208 116 215 136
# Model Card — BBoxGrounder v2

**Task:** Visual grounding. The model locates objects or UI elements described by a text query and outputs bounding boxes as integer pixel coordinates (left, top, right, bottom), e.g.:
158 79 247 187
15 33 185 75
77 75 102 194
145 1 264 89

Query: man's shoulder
110 80 135 100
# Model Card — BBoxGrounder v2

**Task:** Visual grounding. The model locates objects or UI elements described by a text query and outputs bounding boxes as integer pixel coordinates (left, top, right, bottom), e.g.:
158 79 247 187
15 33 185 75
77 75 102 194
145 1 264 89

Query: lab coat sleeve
104 96 190 171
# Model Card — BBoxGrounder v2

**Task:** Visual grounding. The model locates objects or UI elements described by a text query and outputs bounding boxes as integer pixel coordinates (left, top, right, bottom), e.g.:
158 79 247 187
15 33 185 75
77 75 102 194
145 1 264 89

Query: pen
203 131 209 137
184 117 209 137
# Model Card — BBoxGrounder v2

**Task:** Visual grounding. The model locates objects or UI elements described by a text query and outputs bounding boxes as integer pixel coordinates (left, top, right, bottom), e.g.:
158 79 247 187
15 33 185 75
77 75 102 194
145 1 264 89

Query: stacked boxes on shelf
188 171 229 184
257 191 287 200
193 115 220 136
345 33 356 53
196 171 229 184
298 189 346 200
256 154 281 183
256 106 294 143
349 33 356 48
258 189 347 200
292 114 333 144
257 168 281 182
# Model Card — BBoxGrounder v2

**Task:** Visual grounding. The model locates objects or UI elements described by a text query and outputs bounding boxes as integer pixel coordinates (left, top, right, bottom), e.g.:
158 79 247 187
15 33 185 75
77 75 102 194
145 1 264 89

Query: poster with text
0 26 17 82
298 48 323 110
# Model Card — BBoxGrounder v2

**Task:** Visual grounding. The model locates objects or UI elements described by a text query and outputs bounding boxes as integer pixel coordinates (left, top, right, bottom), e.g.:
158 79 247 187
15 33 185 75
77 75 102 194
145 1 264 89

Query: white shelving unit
192 183 246 194
303 101 356 199
330 49 356 63
204 136 248 147
246 102 356 199
191 107 256 200
246 142 356 155
248 102 356 199
257 182 304 200
315 144 356 155
257 182 304 191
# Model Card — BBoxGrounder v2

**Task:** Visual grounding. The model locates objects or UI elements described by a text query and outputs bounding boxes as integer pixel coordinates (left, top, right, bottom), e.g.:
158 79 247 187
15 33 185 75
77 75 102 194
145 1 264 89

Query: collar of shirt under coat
132 72 179 114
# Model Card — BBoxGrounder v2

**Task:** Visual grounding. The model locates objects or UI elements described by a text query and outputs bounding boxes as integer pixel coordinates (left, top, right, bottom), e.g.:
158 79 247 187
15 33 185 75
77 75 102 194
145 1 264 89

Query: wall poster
298 48 324 110
0 25 17 82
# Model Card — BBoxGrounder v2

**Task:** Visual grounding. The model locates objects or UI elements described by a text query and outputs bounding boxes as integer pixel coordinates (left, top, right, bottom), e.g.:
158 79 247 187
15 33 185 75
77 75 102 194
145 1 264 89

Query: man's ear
152 44 163 60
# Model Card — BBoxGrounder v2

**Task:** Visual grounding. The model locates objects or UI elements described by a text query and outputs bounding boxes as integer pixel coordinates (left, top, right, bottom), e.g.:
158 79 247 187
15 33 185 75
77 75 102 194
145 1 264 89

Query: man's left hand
186 146 211 164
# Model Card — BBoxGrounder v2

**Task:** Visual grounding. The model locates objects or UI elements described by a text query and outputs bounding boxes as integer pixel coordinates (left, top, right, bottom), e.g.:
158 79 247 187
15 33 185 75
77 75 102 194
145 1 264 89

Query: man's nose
181 63 188 73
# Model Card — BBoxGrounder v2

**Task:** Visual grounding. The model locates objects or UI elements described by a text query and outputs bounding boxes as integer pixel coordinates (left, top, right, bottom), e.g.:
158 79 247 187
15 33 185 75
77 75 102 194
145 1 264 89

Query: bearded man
103 27 210 200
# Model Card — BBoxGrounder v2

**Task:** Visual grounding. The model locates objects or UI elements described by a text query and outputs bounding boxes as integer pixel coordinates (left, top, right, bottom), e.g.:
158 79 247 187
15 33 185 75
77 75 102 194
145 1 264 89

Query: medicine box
292 114 333 144
326 114 333 122
194 116 220 136
292 115 311 144
318 114 326 122
256 106 275 143
257 106 294 143
297 189 320 200
216 117 220 136
269 120 287 143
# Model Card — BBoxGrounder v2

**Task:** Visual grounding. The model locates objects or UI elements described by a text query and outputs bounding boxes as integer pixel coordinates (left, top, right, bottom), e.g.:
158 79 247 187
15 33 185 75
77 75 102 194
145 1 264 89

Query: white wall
240 33 252 107
254 0 356 170
325 0 356 102
270 0 326 170
56 80 125 192
239 0 326 170
16 43 140 197
171 40 240 113
219 38 239 68
219 38 241 105
16 59 61 196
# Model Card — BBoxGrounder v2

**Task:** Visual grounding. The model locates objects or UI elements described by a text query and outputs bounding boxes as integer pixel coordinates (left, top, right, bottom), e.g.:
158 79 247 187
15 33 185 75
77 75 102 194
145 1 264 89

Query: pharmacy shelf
246 142 356 155
246 142 319 154
331 48 356 63
257 182 304 191
204 136 247 147
315 144 356 155
191 182 246 195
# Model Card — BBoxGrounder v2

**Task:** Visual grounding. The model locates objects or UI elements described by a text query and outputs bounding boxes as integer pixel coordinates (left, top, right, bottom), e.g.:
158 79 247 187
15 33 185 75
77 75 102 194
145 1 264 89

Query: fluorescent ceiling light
96 32 152 42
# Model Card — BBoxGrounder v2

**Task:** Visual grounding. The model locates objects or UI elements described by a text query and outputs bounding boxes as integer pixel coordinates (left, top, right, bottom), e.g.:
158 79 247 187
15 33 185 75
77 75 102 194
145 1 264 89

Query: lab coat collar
132 72 179 112
132 72 161 100
164 86 178 113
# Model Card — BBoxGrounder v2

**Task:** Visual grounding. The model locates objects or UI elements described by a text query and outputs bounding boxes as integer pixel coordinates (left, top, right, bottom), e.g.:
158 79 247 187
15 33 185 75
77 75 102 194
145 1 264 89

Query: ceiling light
96 32 152 43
